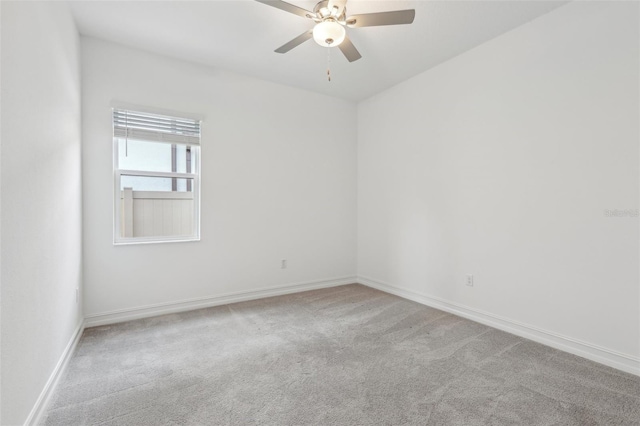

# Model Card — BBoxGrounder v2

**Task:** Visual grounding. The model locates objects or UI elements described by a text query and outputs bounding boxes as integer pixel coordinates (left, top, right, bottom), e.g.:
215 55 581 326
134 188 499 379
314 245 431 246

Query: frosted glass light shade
313 21 346 47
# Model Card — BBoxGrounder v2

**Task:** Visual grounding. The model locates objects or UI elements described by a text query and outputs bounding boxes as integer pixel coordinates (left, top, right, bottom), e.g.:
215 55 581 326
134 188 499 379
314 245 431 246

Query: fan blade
346 10 415 28
328 0 347 16
275 30 313 53
338 35 361 62
255 0 315 19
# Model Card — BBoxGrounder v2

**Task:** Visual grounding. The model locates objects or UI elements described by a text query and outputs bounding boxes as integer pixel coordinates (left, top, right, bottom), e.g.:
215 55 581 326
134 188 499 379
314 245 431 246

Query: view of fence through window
113 109 201 243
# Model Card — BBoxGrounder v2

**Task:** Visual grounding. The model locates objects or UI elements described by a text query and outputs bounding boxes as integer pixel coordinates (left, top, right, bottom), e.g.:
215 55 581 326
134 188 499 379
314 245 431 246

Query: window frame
112 110 201 245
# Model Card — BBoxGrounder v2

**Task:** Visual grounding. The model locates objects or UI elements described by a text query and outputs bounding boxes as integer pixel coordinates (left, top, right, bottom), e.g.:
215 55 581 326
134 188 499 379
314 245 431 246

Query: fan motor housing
313 0 346 20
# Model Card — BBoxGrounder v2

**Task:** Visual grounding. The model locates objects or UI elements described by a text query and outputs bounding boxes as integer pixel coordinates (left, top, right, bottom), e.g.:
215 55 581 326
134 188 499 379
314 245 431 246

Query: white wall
0 1 83 424
358 1 639 372
82 38 357 318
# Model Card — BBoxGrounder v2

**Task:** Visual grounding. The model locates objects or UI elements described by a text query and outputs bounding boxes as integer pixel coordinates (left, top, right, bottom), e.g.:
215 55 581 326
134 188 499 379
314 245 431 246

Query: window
113 108 201 244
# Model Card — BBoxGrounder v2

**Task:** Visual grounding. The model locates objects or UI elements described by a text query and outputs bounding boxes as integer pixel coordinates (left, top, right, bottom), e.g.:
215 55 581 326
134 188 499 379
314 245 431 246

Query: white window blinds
113 109 201 145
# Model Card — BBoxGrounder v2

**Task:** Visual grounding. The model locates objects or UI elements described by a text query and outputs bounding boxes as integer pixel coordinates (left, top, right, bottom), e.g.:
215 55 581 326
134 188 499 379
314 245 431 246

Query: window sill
113 236 200 246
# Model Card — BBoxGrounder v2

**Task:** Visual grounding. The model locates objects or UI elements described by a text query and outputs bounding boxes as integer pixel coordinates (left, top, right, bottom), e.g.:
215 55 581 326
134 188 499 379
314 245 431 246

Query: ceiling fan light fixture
313 20 345 47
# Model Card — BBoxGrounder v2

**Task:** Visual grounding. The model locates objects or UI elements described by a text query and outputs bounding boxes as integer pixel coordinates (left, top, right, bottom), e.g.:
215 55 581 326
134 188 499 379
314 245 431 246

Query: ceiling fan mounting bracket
313 0 346 22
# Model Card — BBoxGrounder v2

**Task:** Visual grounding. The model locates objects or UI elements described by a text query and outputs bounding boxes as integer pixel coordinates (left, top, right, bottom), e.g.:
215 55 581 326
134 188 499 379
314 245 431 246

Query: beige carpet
44 284 640 425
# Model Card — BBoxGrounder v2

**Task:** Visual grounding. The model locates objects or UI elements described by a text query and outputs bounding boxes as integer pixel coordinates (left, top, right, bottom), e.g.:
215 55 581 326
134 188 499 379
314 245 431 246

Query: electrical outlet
281 259 287 269
466 275 474 287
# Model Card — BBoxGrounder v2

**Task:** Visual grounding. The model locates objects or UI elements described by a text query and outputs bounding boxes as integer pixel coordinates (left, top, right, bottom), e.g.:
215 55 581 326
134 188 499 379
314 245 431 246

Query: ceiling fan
256 0 415 62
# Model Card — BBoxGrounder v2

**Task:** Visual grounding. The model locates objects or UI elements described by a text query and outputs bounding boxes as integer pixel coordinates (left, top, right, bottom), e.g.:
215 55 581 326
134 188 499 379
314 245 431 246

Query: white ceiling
69 0 568 102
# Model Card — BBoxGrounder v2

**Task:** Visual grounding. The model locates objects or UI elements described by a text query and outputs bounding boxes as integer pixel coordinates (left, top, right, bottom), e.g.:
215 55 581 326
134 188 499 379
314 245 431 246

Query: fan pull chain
327 46 331 82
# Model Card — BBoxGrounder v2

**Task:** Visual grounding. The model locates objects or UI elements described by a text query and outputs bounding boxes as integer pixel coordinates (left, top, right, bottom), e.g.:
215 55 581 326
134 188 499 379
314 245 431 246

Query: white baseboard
358 276 640 377
85 276 357 328
24 320 85 426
